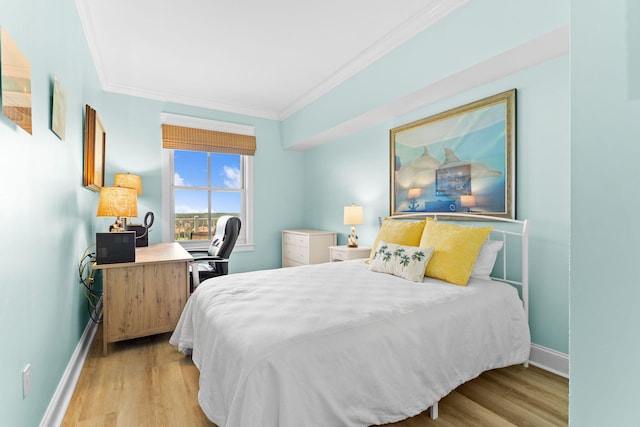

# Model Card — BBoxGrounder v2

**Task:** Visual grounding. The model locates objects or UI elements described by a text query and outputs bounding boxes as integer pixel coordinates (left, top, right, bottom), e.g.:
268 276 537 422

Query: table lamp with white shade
344 204 363 248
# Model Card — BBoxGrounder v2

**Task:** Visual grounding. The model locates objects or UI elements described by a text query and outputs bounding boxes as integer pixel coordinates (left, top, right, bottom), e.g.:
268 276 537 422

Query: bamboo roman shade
162 124 256 156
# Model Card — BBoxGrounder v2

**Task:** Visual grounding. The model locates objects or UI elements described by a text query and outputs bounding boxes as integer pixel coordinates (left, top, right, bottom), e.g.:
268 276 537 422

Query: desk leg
102 270 109 356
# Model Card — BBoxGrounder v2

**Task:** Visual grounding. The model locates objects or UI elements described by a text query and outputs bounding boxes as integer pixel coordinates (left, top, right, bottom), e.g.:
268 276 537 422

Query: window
160 113 255 251
173 150 248 243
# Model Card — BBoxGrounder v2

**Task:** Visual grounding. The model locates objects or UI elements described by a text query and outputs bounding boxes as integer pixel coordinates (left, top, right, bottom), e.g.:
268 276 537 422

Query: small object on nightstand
343 204 363 247
329 245 372 262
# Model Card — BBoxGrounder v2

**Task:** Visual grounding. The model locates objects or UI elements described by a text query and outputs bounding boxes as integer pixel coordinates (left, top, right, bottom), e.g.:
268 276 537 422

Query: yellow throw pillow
368 218 428 262
419 221 492 286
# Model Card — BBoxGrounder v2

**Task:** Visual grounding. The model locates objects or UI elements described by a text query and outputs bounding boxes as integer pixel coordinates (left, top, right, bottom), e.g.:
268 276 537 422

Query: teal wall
2 0 601 425
301 55 570 355
570 1 640 425
97 92 304 272
291 1 570 355
282 0 570 150
0 1 302 425
0 1 102 425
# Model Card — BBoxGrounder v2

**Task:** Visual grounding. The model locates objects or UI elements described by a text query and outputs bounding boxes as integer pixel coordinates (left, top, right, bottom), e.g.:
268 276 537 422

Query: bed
170 213 531 426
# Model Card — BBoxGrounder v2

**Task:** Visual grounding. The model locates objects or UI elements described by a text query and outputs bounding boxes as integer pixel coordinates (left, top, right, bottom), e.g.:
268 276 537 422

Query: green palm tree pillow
369 241 435 282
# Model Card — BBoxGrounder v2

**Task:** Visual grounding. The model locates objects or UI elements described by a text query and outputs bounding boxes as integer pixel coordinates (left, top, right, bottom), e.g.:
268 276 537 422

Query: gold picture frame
390 89 516 219
83 104 106 192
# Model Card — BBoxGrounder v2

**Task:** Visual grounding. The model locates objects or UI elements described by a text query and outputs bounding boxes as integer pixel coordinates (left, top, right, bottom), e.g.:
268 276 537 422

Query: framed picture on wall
83 104 106 192
0 28 32 134
390 89 516 219
52 77 67 140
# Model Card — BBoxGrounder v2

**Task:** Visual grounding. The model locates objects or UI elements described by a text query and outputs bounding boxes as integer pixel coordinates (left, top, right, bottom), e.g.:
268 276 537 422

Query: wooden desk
94 242 192 355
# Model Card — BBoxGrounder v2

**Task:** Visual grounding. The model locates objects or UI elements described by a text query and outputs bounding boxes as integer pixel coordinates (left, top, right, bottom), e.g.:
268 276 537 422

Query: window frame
160 114 254 252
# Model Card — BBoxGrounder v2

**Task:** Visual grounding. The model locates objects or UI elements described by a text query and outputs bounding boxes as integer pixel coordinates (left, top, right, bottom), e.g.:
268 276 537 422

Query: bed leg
523 360 529 368
430 401 439 419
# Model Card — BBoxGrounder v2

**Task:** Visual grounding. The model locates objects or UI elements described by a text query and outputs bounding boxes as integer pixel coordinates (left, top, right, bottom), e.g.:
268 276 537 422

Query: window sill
232 243 255 252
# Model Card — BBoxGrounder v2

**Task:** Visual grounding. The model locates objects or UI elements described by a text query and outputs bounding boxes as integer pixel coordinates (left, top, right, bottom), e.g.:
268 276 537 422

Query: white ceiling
76 0 467 120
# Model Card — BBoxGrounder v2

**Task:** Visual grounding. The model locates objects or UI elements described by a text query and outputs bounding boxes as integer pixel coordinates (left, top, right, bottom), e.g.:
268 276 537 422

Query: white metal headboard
384 213 530 320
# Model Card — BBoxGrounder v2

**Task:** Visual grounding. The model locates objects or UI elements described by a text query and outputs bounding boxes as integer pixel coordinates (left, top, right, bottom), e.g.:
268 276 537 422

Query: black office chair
188 215 241 290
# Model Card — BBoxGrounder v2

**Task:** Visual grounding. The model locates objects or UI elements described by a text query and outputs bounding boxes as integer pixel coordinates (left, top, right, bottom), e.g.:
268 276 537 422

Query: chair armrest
190 261 201 289
191 256 228 263
190 257 229 290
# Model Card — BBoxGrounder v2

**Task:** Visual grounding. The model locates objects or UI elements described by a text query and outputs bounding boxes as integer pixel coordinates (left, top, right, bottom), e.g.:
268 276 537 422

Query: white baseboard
39 303 101 427
528 343 569 378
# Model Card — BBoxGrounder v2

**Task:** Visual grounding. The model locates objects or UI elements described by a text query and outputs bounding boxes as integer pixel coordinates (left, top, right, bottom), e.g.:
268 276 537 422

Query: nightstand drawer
329 245 372 262
332 250 346 261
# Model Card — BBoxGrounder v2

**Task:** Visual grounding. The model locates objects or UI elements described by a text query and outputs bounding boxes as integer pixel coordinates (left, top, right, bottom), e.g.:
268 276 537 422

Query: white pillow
369 241 434 283
470 239 504 280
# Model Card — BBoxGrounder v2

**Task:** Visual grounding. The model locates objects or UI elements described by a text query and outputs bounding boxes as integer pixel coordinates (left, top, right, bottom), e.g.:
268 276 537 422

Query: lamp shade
97 186 138 218
114 173 142 195
343 204 363 225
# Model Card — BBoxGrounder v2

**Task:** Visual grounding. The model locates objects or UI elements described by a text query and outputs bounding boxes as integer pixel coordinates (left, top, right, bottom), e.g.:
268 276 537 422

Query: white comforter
170 260 530 427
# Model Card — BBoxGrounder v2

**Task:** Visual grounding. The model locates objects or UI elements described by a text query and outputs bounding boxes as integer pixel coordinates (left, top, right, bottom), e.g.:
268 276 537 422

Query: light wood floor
62 328 568 426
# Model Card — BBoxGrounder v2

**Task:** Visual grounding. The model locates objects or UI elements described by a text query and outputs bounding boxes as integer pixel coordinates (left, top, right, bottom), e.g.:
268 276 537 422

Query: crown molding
75 0 109 89
107 81 281 120
75 0 281 120
278 0 469 120
76 0 467 121
289 25 570 151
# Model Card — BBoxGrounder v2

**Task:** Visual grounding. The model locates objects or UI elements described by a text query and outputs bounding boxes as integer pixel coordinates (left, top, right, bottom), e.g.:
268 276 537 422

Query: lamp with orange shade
114 173 142 195
97 186 138 232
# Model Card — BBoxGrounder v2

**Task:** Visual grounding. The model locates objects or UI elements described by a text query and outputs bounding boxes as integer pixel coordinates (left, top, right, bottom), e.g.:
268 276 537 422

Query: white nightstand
329 245 372 262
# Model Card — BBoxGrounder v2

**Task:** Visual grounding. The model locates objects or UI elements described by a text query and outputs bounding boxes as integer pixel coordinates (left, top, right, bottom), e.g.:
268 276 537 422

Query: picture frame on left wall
52 77 67 140
0 27 32 134
83 104 106 192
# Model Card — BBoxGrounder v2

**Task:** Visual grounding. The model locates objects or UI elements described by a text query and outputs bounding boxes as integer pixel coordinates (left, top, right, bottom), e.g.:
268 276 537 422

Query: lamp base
109 217 129 232
348 226 358 248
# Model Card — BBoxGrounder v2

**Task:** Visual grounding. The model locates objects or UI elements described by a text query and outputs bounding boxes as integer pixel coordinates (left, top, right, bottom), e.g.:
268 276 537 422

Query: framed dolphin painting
390 89 516 219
